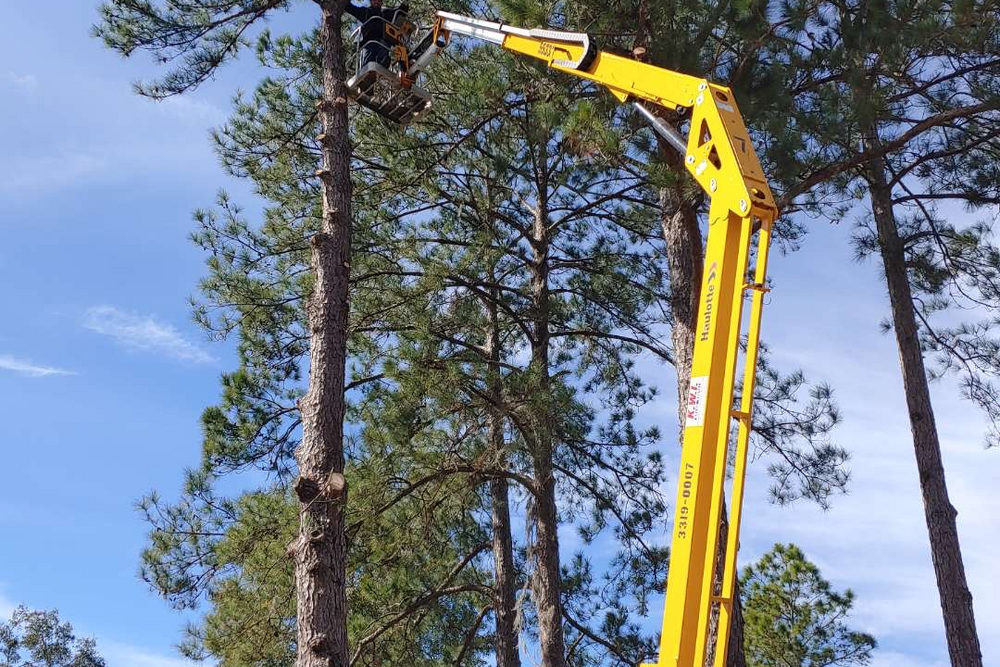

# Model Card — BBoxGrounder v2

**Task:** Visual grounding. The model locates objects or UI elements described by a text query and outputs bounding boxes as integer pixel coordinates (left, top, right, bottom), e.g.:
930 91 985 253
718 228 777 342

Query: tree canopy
741 544 876 667
0 607 106 667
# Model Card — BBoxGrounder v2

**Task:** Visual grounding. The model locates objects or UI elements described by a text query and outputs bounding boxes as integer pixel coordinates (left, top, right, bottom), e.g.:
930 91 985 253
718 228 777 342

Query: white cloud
870 651 948 667
0 354 75 377
0 589 15 618
99 641 198 667
0 152 106 194
3 71 37 92
156 95 225 123
84 305 215 364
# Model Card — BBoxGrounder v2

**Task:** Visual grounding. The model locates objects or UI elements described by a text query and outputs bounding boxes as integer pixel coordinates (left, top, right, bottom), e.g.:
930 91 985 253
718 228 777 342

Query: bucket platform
347 64 431 125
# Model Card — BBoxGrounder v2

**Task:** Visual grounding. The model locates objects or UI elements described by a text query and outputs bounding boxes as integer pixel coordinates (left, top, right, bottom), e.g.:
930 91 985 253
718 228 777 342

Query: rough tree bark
866 157 983 667
490 472 521 667
486 282 522 667
527 138 568 667
658 148 704 414
292 3 353 667
658 145 746 667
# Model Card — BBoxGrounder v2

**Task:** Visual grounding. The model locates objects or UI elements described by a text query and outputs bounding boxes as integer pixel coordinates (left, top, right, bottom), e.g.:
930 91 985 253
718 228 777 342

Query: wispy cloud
870 652 948 667
100 641 197 667
84 305 215 364
156 95 225 123
0 354 75 377
0 152 105 194
0 589 15 618
2 70 37 92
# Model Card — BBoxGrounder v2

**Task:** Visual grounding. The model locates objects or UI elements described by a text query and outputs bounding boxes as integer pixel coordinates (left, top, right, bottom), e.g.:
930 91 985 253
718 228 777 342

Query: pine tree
0 606 106 667
741 544 875 667
362 43 675 666
94 2 360 665
132 17 496 665
363 18 851 664
761 2 1000 664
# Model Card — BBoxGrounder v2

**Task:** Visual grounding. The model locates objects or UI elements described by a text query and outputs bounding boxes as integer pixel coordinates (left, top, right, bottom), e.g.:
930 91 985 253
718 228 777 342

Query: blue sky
0 2 997 667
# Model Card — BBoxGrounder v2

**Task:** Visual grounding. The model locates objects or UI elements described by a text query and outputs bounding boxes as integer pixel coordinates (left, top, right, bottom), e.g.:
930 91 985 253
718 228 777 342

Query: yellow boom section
434 12 779 667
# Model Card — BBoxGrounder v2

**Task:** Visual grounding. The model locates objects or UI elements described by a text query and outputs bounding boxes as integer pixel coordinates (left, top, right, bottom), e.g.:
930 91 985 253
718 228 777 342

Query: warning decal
685 376 708 428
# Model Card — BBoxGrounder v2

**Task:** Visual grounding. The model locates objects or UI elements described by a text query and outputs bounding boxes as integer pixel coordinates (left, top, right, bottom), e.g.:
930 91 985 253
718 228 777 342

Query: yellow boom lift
348 12 779 667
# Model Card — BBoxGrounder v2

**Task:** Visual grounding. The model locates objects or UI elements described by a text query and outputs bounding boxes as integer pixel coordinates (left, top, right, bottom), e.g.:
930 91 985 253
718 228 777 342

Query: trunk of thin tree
530 452 565 667
490 476 521 667
292 4 352 667
486 286 522 667
658 145 746 667
527 141 568 667
658 149 704 415
867 161 983 667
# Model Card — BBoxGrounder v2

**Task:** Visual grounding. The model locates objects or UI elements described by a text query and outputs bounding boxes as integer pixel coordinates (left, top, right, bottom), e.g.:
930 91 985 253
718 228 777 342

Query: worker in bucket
345 0 410 69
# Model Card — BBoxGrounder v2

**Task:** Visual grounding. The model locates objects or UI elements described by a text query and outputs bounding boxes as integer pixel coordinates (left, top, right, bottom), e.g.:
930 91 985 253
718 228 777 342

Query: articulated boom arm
433 12 781 667
434 12 776 220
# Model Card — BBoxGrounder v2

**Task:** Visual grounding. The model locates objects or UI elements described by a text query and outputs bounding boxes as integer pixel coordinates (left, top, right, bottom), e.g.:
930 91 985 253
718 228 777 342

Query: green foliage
185 489 298 667
741 544 875 667
94 0 292 98
751 345 847 508
567 0 849 506
764 0 1000 444
0 607 105 667
351 33 678 663
103 0 876 665
142 469 491 665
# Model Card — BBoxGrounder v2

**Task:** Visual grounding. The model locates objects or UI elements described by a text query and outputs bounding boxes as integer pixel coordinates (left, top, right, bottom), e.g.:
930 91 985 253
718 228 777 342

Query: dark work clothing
344 3 408 49
360 42 390 68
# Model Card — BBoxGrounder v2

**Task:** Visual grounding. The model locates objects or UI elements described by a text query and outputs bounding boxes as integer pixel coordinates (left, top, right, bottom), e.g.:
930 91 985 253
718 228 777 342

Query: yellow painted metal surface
497 28 780 667
712 214 773 667
497 30 775 213
438 18 781 667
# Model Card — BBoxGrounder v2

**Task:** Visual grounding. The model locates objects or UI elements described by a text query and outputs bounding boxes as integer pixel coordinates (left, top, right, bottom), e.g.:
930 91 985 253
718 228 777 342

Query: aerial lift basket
348 61 431 124
346 14 442 124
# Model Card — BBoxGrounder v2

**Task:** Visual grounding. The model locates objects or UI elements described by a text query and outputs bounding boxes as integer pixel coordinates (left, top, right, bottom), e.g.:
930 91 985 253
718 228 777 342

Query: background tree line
94 0 998 666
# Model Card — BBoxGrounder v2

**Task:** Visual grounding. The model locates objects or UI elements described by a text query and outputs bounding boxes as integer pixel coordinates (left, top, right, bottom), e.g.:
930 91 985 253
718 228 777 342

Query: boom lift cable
361 12 781 667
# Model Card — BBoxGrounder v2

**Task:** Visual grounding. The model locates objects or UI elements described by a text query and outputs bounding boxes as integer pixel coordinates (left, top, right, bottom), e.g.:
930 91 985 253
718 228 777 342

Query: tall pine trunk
867 161 983 667
658 145 746 667
292 3 352 666
486 285 522 667
528 286 566 667
658 148 703 414
527 141 568 667
490 474 521 667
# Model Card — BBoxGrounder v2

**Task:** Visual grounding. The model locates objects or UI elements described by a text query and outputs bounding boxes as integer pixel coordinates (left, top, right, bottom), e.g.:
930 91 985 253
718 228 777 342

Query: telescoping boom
391 12 779 667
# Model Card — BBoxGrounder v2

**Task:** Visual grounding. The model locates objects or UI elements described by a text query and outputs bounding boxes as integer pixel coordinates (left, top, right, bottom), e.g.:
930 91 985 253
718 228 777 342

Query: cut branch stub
293 472 347 504
325 471 347 500
309 634 331 656
294 475 322 502
314 96 347 112
311 231 334 248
